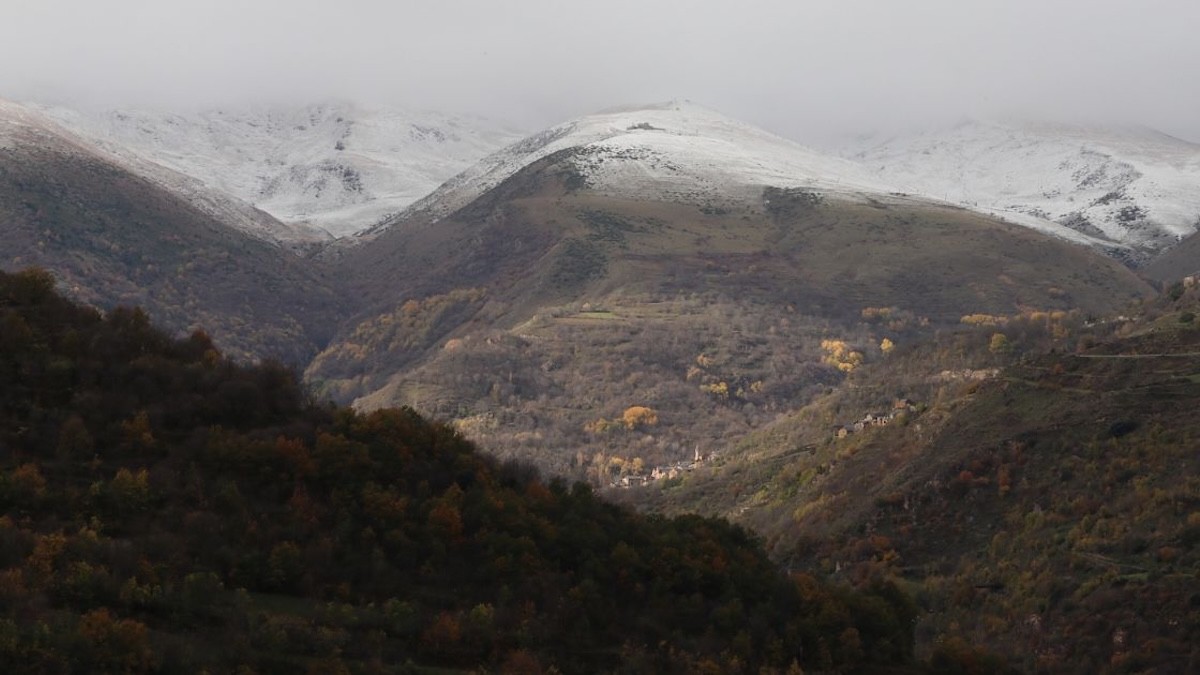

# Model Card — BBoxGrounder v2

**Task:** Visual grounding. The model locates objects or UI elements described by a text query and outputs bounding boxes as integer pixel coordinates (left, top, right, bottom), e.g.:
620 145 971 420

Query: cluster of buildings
610 446 713 489
607 399 920 489
832 398 917 439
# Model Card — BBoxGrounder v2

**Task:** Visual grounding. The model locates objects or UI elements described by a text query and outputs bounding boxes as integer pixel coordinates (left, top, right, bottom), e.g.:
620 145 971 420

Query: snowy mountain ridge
378 100 893 221
10 96 1200 262
847 118 1200 261
34 101 526 238
368 101 1114 249
1 98 323 245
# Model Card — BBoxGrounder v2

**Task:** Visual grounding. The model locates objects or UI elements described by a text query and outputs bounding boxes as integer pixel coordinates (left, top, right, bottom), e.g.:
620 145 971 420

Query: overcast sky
2 0 1198 143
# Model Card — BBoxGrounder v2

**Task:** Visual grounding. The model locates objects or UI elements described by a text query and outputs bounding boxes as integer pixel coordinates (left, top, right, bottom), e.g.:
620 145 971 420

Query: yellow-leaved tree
989 332 1012 354
821 339 864 372
621 406 658 430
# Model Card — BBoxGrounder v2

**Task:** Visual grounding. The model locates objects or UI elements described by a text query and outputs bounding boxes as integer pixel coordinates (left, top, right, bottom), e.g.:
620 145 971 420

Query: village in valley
609 397 921 490
611 445 716 489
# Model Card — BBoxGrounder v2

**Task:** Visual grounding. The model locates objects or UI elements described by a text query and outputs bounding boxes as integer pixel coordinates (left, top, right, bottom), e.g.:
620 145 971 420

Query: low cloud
3 0 1198 142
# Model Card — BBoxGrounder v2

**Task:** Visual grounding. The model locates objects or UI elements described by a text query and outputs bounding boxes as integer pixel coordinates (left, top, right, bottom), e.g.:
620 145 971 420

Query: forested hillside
0 267 941 673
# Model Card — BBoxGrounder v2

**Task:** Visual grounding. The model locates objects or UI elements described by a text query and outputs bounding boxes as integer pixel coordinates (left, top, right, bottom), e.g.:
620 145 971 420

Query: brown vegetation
619 288 1200 672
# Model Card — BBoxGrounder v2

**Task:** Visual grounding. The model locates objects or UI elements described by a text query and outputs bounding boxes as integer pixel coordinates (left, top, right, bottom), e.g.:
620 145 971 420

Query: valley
2 95 1199 672
313 175 1151 479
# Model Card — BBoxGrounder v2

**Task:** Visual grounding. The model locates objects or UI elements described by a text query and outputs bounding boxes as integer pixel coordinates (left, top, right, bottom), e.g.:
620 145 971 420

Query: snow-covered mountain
370 102 1117 250
35 101 525 238
1 98 321 245
376 101 891 222
1 98 67 148
17 97 1200 261
846 119 1200 261
0 98 350 361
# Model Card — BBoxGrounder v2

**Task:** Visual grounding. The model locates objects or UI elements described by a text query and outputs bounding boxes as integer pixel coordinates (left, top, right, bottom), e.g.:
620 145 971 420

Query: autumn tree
119 410 157 454
821 339 864 372
989 332 1012 354
78 608 156 673
622 406 659 430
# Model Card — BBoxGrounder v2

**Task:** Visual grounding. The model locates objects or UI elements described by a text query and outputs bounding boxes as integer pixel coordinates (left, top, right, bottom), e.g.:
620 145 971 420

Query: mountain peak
569 99 772 138
378 101 894 233
592 98 709 115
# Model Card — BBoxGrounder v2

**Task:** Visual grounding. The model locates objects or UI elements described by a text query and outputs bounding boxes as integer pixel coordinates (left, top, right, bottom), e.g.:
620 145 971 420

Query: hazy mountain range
4 94 1200 670
8 97 1199 263
2 93 1191 385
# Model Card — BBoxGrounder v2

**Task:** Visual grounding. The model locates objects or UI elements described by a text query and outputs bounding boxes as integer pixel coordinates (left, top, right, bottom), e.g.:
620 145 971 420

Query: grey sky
3 0 1198 143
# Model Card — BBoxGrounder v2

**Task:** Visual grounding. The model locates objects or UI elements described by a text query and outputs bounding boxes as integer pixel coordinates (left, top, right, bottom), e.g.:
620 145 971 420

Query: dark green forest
0 267 945 673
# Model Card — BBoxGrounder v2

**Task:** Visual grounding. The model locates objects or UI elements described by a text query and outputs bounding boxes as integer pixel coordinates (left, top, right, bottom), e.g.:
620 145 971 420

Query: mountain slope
0 99 347 362
847 119 1200 262
0 99 326 247
313 110 1153 478
621 293 1200 672
38 101 525 238
1143 227 1200 282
